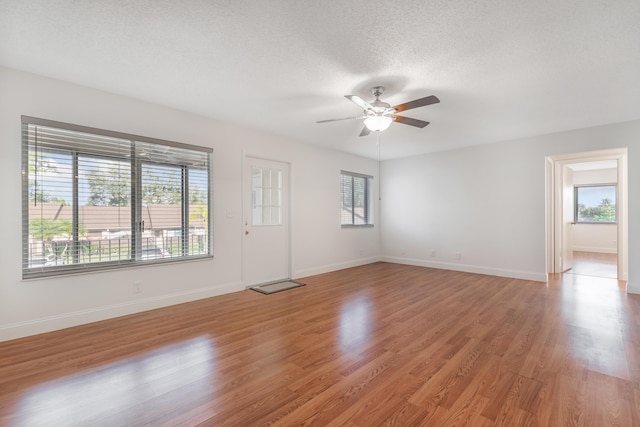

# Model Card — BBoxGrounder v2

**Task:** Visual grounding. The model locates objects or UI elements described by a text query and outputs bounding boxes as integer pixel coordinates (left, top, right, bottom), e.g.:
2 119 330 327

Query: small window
341 171 372 227
574 184 617 224
251 166 282 226
22 116 213 279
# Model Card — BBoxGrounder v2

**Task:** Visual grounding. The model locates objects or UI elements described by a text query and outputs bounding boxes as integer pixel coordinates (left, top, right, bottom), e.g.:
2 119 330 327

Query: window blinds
22 116 212 278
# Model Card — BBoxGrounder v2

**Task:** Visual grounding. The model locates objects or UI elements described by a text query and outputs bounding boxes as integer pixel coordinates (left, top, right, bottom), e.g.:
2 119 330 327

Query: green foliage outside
30 218 88 258
85 168 207 207
577 198 616 223
87 168 131 206
28 150 68 205
29 218 74 240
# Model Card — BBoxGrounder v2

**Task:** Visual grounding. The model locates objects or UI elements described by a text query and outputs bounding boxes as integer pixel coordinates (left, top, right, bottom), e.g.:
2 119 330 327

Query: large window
574 184 617 224
341 171 372 227
22 116 212 278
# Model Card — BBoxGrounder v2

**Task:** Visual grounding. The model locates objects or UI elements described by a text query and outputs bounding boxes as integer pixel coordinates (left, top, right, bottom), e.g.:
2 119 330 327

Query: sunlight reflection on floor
14 336 216 426
560 274 629 379
339 296 372 355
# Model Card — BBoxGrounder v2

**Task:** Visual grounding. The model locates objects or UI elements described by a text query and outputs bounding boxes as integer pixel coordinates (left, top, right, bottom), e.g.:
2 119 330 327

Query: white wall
2 66 639 342
380 120 640 292
573 168 617 185
0 67 380 341
572 168 618 253
572 223 617 253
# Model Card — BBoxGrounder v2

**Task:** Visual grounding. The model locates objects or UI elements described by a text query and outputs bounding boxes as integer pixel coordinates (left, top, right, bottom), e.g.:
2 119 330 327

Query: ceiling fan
317 86 440 136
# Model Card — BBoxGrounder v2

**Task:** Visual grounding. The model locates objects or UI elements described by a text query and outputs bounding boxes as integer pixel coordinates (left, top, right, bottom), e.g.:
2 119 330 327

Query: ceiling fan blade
393 95 440 113
316 116 362 124
393 115 430 128
345 95 373 111
359 126 371 137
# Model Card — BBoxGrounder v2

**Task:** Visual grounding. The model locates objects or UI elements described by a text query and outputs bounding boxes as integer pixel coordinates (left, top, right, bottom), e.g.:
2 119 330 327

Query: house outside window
22 116 213 279
341 171 373 227
574 184 617 224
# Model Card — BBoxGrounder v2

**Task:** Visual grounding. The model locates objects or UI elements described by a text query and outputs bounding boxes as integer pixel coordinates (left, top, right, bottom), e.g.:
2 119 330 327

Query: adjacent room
1 1 639 425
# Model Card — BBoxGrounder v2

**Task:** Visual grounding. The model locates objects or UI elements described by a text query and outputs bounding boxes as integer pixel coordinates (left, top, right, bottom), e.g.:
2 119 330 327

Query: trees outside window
574 185 617 223
22 116 212 278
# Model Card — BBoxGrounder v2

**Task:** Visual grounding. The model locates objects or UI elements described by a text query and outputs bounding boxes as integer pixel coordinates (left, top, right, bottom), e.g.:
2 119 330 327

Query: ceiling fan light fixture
317 87 439 136
364 115 392 132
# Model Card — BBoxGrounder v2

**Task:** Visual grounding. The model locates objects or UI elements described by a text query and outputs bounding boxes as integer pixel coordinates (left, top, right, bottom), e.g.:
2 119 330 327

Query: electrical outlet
133 281 142 294
455 252 461 261
431 250 437 257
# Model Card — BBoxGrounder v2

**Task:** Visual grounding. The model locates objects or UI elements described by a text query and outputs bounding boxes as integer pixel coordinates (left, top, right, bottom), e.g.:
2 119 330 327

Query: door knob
245 230 249 235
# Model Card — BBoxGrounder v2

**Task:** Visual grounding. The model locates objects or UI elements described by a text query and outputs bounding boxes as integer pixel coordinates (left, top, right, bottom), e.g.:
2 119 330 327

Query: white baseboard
0 281 245 343
627 282 640 294
381 256 548 283
572 246 617 254
293 256 381 279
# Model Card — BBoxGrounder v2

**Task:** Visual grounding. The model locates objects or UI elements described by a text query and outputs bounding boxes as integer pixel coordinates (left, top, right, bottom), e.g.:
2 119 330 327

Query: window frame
573 183 617 224
22 116 213 279
340 170 373 228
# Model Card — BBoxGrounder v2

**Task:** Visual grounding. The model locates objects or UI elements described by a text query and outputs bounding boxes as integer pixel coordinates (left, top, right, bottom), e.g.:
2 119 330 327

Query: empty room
1 1 639 426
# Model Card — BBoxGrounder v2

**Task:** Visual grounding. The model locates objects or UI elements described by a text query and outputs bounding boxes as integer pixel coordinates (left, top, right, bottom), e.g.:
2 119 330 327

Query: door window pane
252 166 282 226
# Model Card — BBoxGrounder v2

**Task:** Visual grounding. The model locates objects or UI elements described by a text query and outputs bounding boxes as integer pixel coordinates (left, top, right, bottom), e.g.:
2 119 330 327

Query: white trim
572 246 617 254
545 157 555 276
293 256 381 279
627 282 640 294
382 256 548 282
0 281 244 342
546 148 628 283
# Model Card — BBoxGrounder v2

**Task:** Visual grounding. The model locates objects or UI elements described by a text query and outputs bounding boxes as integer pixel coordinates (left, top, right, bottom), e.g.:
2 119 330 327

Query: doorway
568 251 617 279
546 149 628 281
242 156 291 286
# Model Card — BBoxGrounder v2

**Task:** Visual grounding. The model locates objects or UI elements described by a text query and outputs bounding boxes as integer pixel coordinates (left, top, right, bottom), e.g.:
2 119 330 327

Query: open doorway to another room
546 149 628 283
569 251 617 279
565 160 618 279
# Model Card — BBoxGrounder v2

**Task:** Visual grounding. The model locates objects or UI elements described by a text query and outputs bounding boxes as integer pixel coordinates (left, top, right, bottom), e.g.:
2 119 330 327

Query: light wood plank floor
569 251 618 279
1 262 639 426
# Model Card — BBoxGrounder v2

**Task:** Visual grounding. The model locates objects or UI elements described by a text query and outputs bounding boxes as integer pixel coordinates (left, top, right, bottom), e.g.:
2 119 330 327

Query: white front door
242 156 290 286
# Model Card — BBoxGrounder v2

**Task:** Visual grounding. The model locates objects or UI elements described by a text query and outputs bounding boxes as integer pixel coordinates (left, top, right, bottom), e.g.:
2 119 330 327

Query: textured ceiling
1 0 639 160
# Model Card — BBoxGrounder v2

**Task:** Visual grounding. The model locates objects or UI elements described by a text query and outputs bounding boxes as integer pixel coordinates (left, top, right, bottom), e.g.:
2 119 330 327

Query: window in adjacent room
574 184 617 224
22 116 213 278
340 171 373 227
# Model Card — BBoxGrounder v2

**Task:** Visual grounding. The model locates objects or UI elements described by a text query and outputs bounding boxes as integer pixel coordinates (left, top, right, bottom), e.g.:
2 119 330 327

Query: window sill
23 255 214 280
575 222 617 225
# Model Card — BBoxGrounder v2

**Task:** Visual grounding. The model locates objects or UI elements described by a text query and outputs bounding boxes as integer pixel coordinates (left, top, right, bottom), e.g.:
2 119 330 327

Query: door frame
241 153 293 286
546 148 628 281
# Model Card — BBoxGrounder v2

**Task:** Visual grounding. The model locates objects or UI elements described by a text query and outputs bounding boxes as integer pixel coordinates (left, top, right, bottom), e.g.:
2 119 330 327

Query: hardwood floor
1 262 638 426
569 251 618 279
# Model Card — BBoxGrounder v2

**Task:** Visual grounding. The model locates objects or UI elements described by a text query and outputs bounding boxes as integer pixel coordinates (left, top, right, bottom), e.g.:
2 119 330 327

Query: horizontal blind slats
22 118 213 278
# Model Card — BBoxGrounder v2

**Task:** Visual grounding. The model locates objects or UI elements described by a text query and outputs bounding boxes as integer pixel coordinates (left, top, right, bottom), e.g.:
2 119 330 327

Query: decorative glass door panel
251 166 282 226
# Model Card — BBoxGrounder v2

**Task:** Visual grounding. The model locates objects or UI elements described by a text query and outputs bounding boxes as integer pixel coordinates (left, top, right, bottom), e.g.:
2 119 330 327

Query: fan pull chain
377 132 381 202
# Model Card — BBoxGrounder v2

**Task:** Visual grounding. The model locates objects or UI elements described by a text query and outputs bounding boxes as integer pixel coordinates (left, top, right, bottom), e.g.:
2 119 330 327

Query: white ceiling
1 0 639 160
